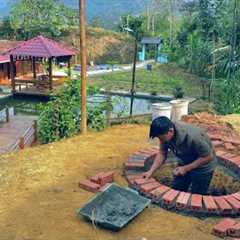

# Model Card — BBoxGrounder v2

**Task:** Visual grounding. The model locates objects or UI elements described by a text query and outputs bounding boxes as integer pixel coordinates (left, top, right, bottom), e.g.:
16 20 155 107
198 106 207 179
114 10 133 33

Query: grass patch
88 63 202 97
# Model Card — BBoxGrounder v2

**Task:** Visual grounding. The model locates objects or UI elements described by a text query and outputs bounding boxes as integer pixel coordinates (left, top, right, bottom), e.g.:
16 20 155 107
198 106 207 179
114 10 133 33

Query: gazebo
6 35 75 96
139 37 162 62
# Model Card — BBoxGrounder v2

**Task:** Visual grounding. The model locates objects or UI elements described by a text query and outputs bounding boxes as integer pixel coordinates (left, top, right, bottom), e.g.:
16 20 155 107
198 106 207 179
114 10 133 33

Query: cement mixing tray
77 183 151 231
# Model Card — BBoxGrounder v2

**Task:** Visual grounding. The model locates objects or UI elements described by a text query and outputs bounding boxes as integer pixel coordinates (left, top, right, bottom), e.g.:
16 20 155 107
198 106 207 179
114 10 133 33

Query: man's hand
173 166 188 176
142 170 152 179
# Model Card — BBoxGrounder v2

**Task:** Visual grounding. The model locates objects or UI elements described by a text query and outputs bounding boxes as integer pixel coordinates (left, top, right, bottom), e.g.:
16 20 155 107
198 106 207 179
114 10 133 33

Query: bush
37 78 108 144
173 86 184 98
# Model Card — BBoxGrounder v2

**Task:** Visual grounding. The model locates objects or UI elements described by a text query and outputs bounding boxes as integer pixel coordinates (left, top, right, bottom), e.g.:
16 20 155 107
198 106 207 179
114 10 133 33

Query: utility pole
130 39 138 117
79 0 87 134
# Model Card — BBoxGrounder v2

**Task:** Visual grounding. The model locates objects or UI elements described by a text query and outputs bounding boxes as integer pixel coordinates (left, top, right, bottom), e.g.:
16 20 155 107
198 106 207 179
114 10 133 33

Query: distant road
72 60 155 77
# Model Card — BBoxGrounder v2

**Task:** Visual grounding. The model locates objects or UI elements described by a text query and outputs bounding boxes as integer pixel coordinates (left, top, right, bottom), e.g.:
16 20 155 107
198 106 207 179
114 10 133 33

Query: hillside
65 27 134 64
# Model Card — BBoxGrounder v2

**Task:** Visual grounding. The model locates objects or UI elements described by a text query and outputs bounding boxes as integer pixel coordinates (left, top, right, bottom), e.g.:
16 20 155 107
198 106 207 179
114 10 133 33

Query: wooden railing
0 119 37 154
14 76 50 92
14 79 35 92
0 107 14 122
19 120 37 149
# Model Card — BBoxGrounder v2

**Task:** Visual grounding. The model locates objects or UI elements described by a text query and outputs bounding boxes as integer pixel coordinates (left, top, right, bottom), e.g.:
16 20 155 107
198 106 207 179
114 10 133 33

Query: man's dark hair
149 116 174 138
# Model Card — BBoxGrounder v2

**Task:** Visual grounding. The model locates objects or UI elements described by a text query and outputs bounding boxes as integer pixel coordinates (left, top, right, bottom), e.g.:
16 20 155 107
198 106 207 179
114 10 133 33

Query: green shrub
173 86 184 98
37 78 108 144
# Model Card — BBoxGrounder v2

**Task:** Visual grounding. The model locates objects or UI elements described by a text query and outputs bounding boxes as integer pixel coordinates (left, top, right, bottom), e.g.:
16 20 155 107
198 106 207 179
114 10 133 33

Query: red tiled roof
7 35 76 58
0 55 10 63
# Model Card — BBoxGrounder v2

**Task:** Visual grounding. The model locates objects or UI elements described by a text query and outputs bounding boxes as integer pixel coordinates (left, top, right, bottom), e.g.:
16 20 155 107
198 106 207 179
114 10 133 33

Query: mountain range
0 0 145 28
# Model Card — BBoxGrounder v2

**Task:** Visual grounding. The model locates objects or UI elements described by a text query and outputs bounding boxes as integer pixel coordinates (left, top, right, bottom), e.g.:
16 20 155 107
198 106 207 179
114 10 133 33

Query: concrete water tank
170 99 189 121
152 103 172 120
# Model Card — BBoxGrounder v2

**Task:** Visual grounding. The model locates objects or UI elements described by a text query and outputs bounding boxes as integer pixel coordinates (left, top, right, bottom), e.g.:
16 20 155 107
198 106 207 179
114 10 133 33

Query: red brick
98 171 114 186
162 189 180 206
228 221 240 238
203 195 218 213
214 196 233 214
124 161 145 170
212 140 223 148
133 177 156 186
224 142 235 151
140 181 161 194
224 137 240 146
125 174 142 184
176 192 191 209
99 183 111 192
90 172 104 184
190 194 203 211
232 192 240 201
128 154 148 161
127 159 146 165
150 185 170 202
212 218 237 238
79 179 100 192
231 155 240 162
224 195 240 213
216 150 228 158
208 133 222 141
134 152 153 158
221 152 236 161
138 149 157 157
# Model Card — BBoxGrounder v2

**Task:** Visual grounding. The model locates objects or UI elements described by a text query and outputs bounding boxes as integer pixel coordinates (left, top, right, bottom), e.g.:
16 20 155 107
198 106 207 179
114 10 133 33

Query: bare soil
0 123 229 240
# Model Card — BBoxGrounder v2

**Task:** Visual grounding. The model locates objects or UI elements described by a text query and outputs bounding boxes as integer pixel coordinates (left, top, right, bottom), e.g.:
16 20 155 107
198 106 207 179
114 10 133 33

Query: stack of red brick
124 147 240 217
182 113 240 153
124 147 159 171
212 218 240 238
79 171 114 193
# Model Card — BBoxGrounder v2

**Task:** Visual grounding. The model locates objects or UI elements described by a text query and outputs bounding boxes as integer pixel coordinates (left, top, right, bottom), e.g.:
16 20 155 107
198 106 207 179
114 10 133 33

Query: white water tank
152 103 172 120
170 99 189 121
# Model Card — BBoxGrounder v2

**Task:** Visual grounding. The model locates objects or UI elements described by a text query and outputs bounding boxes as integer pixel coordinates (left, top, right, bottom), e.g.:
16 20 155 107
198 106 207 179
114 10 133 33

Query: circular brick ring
123 147 240 216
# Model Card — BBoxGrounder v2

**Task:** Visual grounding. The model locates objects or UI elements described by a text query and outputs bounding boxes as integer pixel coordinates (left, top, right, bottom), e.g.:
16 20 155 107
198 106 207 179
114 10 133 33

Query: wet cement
79 184 150 230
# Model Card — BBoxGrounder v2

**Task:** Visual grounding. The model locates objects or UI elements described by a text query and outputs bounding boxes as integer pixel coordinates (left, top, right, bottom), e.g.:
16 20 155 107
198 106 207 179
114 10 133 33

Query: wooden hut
6 35 75 96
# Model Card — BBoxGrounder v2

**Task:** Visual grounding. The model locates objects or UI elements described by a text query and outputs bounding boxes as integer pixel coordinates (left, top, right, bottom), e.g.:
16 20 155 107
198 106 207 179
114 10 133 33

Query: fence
0 107 14 122
0 107 38 154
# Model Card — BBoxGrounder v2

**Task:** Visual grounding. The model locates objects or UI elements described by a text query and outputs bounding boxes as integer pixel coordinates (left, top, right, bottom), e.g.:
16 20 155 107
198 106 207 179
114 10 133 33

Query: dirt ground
2 119 239 240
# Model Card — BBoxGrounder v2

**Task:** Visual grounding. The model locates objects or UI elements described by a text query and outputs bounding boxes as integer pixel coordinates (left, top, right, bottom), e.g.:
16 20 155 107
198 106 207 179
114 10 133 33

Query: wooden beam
79 0 87 134
32 57 37 79
10 55 15 93
49 57 53 90
67 58 71 77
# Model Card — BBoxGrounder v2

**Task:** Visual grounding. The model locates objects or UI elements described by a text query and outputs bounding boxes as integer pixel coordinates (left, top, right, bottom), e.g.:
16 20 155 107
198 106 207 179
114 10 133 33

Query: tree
0 17 16 39
9 0 77 40
89 17 103 28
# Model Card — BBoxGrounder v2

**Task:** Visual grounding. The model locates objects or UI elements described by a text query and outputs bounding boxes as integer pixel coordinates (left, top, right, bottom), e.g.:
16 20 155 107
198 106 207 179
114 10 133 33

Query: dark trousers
172 171 214 195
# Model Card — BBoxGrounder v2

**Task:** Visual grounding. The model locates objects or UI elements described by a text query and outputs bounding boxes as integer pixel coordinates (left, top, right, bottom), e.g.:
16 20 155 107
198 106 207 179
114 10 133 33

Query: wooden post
5 108 9 122
67 58 71 77
10 55 15 93
32 57 37 79
19 137 24 149
79 0 87 134
49 57 53 90
106 94 112 127
33 120 37 142
130 39 138 117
